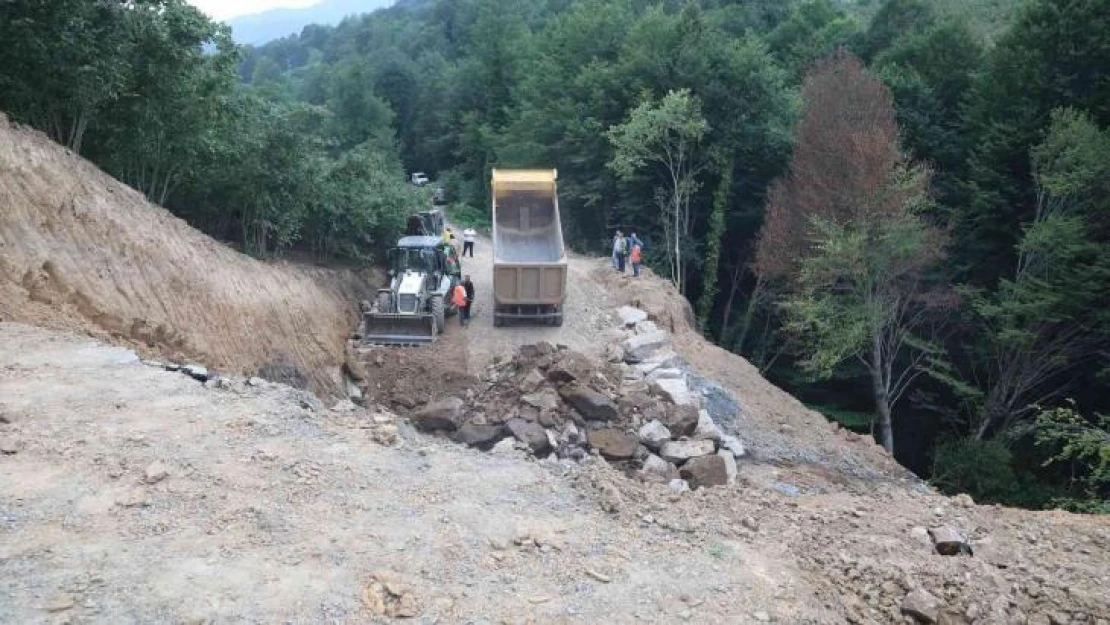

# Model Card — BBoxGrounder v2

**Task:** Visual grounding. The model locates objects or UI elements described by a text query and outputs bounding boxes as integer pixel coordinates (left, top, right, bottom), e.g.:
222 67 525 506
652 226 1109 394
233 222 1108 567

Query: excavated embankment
0 113 374 393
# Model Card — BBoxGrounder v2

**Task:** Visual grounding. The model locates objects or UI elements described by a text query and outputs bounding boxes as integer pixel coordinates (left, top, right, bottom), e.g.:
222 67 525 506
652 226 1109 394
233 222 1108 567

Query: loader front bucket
362 312 437 345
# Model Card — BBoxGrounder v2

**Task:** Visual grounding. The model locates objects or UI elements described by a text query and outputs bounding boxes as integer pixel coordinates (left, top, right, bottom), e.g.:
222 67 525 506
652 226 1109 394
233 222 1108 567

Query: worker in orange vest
451 282 469 326
630 242 643 277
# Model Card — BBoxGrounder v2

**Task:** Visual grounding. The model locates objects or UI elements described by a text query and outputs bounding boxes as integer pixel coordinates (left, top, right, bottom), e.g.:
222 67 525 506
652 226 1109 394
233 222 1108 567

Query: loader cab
388 235 458 291
403 210 444 238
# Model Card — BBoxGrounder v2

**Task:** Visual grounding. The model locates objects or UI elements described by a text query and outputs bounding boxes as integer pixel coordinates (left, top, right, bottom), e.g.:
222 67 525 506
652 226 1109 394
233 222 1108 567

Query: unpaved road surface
0 323 826 624
4 323 1109 625
452 229 622 377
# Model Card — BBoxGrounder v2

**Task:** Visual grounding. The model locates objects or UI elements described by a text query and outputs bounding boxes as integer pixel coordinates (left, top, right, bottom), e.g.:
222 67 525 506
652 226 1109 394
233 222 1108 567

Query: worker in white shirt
462 227 477 257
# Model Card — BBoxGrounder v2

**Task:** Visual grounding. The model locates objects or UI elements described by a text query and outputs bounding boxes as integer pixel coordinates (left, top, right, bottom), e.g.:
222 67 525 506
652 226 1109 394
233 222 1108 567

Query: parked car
410 172 429 186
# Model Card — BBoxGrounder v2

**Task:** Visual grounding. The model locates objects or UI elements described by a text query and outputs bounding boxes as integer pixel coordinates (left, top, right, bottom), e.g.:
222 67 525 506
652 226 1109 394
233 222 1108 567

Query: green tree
608 89 709 295
967 108 1110 439
755 53 943 453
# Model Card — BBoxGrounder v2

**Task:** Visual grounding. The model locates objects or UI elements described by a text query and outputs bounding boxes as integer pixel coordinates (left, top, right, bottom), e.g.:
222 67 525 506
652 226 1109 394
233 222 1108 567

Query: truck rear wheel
430 295 445 334
552 307 564 327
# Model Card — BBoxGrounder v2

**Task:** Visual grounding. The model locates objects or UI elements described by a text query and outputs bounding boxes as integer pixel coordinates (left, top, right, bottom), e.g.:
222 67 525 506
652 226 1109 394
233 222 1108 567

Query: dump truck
491 168 568 327
361 235 457 344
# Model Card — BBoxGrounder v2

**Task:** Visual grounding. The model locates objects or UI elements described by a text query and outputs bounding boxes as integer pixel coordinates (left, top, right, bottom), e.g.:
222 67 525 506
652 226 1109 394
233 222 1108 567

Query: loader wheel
430 295 445 334
375 291 392 313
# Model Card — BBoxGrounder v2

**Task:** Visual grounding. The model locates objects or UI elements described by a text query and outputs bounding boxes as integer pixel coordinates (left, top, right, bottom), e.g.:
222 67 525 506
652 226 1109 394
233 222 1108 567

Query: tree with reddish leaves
754 51 946 454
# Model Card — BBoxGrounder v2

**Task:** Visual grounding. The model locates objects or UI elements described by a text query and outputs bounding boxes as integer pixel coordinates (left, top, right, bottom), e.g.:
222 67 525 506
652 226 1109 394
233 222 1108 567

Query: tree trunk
735 277 763 355
870 333 895 453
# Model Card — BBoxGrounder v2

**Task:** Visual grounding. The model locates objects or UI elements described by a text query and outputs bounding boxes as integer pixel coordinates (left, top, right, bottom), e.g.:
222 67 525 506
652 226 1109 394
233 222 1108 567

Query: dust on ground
0 322 825 625
0 114 374 394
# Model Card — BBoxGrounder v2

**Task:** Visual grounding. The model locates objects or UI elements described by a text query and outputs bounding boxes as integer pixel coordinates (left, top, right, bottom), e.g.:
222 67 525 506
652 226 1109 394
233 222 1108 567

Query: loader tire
431 295 445 334
375 291 392 313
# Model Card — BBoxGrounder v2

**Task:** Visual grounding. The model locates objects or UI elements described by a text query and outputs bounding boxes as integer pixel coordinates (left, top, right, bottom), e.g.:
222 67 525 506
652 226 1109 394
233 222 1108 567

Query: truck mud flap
362 313 437 345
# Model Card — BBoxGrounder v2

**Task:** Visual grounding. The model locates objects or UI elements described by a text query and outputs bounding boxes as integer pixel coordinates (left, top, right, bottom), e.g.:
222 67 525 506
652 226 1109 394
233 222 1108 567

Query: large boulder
452 424 507 449
634 320 660 335
679 455 730 489
559 384 618 421
412 397 465 431
617 306 648 327
621 331 669 363
662 404 699 437
522 388 561 412
692 410 723 442
639 454 679 482
638 420 672 450
507 418 552 455
546 351 595 384
660 439 716 464
587 428 639 460
651 377 696 407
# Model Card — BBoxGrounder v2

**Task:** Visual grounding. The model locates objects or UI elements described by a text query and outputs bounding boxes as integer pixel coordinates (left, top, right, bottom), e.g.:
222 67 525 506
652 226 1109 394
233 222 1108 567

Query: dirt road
450 228 623 376
0 322 828 624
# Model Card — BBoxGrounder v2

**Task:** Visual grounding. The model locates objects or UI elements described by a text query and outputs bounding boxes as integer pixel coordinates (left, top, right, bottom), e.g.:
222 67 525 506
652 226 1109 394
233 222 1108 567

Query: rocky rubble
408 307 746 489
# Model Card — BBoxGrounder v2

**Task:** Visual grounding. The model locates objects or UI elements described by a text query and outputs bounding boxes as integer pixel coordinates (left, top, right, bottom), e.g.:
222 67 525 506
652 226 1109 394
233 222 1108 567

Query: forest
1 0 1106 512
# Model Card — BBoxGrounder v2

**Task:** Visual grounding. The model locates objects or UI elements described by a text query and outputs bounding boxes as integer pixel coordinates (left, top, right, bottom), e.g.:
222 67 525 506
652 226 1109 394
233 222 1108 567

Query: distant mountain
227 0 394 46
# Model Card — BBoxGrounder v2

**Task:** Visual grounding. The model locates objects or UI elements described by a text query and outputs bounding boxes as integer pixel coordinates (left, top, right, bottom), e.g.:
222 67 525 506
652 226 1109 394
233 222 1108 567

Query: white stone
621 331 669 363
718 450 738 485
660 439 716 464
651 377 696 407
617 306 648 327
693 410 723 442
144 461 168 484
667 479 690 493
720 435 746 458
638 420 672 450
634 320 660 335
490 438 518 456
641 454 679 482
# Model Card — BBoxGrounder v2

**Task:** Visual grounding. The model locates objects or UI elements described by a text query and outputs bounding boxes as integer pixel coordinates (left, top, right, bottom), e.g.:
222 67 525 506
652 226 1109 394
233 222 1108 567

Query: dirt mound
0 113 374 394
344 334 477 412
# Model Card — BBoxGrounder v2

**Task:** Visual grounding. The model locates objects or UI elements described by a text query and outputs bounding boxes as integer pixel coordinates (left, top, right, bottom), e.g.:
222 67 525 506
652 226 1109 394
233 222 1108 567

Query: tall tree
754 53 944 453
967 108 1110 439
607 89 709 295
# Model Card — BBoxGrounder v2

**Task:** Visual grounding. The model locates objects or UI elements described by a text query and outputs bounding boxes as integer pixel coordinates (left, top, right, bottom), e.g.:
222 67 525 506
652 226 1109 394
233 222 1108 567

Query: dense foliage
2 0 1107 511
0 0 412 260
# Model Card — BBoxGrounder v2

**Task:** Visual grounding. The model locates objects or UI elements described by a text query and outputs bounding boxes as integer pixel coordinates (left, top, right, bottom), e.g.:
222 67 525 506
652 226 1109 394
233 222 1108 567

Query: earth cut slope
0 114 373 393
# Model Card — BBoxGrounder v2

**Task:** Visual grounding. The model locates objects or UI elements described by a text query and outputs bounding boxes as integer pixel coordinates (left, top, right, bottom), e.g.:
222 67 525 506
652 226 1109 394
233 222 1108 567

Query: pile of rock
409 306 745 490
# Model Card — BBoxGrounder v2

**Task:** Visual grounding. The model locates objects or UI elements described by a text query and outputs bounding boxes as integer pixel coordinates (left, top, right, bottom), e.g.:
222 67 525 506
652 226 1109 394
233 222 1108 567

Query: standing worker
462 274 475 324
462 227 476 257
630 241 643 277
452 281 469 327
612 230 624 272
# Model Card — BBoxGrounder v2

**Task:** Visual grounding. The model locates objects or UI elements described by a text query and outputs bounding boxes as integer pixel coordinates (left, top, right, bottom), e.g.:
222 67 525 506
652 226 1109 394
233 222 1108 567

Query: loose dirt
0 114 375 394
0 322 824 625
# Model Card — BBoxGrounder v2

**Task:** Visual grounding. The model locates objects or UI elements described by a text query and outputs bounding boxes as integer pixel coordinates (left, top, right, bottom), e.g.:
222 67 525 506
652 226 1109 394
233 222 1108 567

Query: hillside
0 114 374 394
226 0 394 45
1 105 1108 623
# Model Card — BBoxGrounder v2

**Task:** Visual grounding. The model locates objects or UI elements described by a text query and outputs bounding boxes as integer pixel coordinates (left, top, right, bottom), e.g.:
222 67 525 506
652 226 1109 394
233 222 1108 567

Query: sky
187 0 321 21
